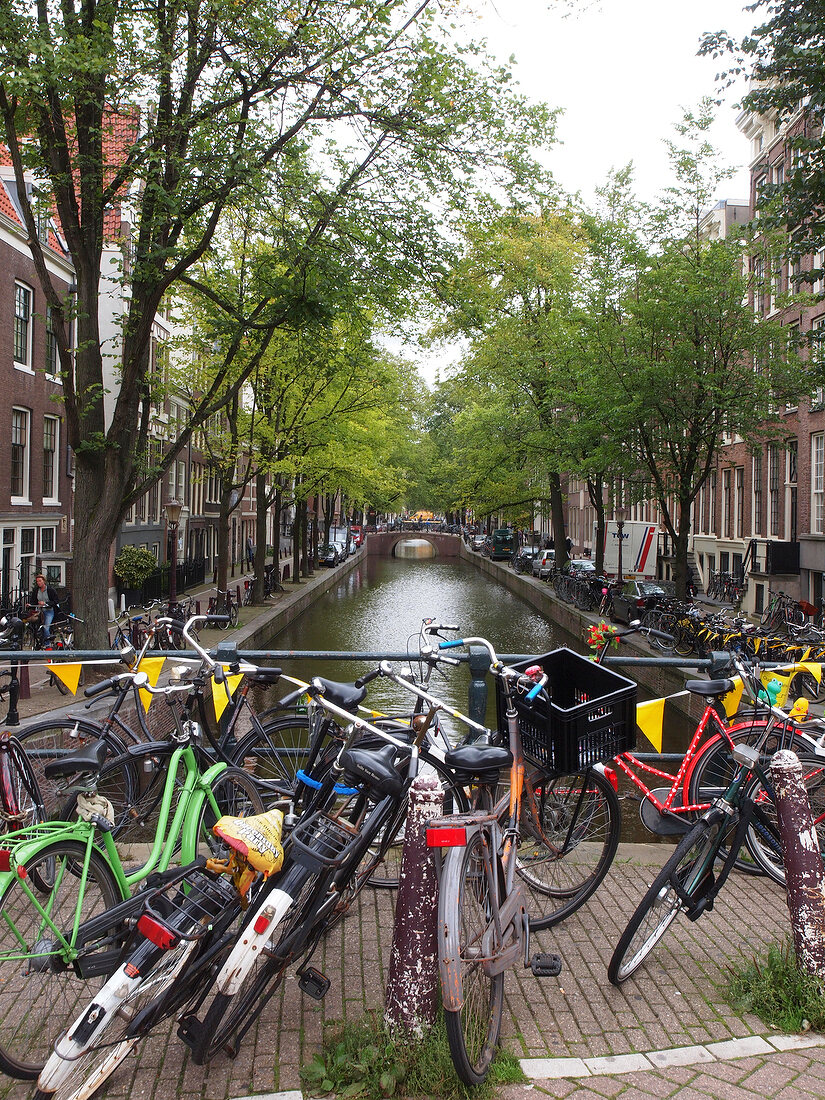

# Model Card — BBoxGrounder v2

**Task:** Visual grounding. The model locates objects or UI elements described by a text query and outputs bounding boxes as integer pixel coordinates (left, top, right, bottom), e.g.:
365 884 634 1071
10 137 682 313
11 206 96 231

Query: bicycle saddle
213 808 285 876
43 737 109 779
446 737 513 779
340 742 404 797
314 677 367 712
684 678 735 698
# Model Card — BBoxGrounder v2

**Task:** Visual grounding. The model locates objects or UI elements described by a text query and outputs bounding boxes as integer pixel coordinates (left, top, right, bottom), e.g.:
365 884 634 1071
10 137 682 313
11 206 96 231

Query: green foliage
112 545 157 588
726 940 825 1033
301 1011 525 1100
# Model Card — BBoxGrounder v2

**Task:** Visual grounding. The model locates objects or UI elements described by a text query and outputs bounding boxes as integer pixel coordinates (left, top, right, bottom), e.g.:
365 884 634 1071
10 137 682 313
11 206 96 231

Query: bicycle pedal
298 966 330 1000
176 1014 202 1049
529 952 562 978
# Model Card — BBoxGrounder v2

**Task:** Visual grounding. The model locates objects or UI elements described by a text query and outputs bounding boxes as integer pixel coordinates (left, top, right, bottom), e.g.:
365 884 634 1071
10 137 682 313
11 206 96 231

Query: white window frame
13 283 33 372
43 415 60 503
11 408 31 503
813 433 825 536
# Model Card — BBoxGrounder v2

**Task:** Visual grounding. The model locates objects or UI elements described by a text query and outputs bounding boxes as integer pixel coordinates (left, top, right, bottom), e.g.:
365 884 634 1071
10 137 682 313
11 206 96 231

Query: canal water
264 552 573 728
263 548 694 844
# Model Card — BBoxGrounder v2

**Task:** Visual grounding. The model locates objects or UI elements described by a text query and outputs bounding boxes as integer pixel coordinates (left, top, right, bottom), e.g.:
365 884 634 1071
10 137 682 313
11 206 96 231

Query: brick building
0 160 75 606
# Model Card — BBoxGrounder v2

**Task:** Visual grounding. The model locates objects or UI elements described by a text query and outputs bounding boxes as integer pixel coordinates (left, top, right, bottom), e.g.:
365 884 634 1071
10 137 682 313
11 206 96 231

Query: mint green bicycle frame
0 740 229 964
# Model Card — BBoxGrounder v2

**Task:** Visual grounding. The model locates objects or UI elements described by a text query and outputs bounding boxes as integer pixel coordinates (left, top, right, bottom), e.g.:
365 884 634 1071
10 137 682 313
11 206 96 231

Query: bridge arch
365 531 462 559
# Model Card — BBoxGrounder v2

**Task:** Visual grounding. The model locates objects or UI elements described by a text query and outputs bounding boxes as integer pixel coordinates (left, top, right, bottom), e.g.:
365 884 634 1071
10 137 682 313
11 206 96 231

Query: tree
702 2 825 285
0 0 553 642
596 110 802 597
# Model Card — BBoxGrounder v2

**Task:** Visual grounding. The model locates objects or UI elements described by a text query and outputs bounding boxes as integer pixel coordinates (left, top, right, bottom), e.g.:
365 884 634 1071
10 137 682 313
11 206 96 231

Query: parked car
511 547 538 573
561 558 597 577
335 540 350 560
318 543 340 566
471 534 486 552
531 549 556 579
610 579 668 624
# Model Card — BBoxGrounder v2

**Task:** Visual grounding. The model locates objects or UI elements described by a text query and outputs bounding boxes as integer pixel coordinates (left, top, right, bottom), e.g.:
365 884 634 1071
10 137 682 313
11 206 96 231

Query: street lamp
165 499 182 606
615 504 626 585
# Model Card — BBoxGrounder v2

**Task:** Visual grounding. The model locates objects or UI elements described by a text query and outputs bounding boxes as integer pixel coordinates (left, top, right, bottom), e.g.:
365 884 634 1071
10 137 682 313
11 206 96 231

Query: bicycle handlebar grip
355 667 382 689
647 629 675 643
438 639 464 649
84 676 118 698
525 680 545 702
278 685 308 708
206 615 229 626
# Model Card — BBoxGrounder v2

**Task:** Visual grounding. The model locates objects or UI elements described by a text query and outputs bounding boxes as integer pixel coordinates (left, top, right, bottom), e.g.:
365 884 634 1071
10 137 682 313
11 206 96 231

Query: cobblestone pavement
1 842 822 1100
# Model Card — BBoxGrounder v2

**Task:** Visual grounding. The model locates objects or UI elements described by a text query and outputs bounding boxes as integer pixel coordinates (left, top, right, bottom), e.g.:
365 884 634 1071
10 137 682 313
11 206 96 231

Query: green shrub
726 940 825 1032
113 545 158 588
301 1011 525 1100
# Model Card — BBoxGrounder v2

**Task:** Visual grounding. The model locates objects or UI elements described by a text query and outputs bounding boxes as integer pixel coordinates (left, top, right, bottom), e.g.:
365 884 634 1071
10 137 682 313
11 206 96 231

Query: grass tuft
301 1010 526 1100
726 939 825 1032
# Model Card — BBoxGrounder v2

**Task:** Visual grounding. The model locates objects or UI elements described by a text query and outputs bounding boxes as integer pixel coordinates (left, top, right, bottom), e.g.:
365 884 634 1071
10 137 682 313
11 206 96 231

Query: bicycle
38 678 437 1091
607 738 825 985
17 613 299 820
0 673 264 1079
206 588 239 629
425 634 565 1085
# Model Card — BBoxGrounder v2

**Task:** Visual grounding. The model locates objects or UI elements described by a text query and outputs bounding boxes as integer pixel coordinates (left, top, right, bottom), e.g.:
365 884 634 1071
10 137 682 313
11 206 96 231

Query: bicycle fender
0 822 91 888
215 886 294 997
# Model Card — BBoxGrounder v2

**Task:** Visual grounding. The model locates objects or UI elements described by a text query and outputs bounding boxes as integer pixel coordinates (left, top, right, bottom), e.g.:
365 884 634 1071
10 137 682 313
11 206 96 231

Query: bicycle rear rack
288 810 361 870
140 866 240 942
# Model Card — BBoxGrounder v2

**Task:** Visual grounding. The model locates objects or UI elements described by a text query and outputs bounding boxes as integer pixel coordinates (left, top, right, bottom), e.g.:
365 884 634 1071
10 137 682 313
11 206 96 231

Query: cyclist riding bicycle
27 574 60 643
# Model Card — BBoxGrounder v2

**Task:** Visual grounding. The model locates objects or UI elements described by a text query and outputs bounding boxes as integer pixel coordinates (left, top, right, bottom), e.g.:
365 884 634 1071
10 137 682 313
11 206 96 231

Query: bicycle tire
362 751 471 888
193 769 265 861
0 739 46 832
17 719 133 822
441 829 505 1085
684 720 811 875
608 815 729 985
0 840 122 1079
230 715 313 794
228 602 239 628
191 865 321 1064
518 767 621 930
744 753 825 885
33 934 200 1100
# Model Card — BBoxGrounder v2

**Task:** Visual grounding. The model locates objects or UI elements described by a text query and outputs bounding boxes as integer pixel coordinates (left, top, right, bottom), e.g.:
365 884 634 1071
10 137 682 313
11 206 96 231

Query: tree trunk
550 473 568 569
253 472 268 603
71 457 127 648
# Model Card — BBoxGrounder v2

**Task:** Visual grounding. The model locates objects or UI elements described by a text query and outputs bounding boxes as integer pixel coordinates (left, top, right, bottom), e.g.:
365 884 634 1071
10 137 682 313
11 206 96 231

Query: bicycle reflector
426 825 467 847
137 915 178 950
0 851 11 873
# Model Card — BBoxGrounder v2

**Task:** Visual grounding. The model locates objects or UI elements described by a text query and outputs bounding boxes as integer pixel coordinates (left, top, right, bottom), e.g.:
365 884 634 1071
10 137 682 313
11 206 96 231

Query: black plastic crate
495 648 637 771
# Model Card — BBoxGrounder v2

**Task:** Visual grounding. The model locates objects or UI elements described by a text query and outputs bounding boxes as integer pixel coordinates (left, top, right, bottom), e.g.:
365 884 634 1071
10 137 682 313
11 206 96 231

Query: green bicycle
0 669 263 1080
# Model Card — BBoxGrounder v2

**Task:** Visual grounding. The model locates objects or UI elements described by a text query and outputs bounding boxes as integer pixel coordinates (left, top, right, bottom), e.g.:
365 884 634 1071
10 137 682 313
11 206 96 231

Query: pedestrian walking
246 536 255 569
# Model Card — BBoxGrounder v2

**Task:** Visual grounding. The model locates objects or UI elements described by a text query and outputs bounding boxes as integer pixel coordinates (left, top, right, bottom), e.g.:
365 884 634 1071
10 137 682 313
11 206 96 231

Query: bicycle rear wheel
0 840 121 1079
17 719 133 822
441 828 505 1086
194 769 265 861
518 767 621 929
608 815 729 985
231 715 313 795
744 753 825 884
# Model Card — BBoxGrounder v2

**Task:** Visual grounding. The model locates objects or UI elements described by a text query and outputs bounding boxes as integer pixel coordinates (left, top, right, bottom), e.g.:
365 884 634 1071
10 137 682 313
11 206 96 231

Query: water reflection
265 555 567 730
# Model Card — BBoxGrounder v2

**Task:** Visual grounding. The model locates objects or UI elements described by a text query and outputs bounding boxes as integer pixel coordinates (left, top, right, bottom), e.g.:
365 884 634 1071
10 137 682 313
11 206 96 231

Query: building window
735 466 744 539
43 417 59 501
811 316 825 408
40 527 55 554
45 307 59 379
753 452 763 537
14 284 32 368
787 441 798 541
11 409 30 500
769 443 781 536
20 528 35 590
813 433 825 536
723 468 732 538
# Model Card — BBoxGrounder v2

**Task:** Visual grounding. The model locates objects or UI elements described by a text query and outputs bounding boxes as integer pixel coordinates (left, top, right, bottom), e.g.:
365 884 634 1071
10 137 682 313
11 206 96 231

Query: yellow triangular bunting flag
213 672 244 723
138 656 166 713
635 697 666 753
722 676 744 718
48 663 83 695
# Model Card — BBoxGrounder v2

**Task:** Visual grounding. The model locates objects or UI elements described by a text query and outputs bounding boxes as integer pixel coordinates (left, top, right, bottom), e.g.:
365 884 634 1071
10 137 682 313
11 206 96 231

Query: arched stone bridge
365 531 464 558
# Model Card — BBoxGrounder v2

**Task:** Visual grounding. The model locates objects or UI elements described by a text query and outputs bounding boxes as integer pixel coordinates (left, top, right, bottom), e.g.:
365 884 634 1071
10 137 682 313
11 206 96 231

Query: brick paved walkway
1 842 823 1100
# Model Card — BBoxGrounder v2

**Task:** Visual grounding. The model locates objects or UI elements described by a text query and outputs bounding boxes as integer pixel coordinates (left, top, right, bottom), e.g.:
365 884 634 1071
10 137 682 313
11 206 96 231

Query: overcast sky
469 0 756 203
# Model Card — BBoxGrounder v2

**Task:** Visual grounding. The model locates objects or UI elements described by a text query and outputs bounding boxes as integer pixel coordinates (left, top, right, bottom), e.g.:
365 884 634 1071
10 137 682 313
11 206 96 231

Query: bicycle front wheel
231 715 312 794
608 816 728 985
0 840 121 1079
193 769 265 861
518 767 621 929
441 829 505 1086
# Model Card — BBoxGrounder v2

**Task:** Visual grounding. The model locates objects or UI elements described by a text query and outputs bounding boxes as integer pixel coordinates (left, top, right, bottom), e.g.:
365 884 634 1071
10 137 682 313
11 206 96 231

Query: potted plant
113 545 158 603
